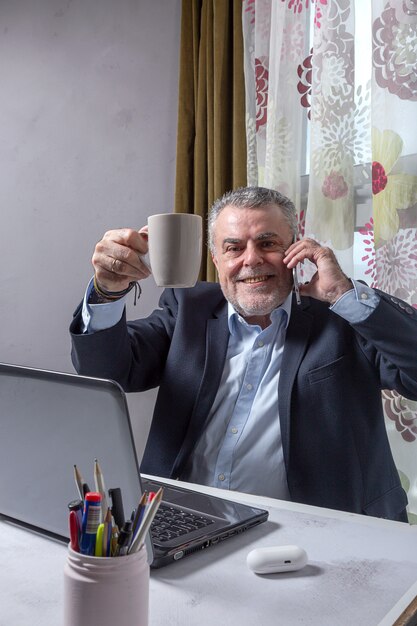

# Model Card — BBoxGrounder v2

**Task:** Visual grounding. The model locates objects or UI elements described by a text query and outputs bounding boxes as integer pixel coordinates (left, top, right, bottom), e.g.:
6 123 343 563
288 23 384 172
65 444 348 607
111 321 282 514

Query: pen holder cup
64 545 149 626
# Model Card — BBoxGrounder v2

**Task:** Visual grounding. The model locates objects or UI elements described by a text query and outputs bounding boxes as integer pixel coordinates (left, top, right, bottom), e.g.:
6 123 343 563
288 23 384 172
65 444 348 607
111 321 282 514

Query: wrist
89 276 141 305
328 278 353 305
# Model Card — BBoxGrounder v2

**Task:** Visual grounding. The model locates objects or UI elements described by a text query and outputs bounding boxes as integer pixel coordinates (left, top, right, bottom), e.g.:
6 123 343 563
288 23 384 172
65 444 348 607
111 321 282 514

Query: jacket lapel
279 298 313 472
173 301 229 474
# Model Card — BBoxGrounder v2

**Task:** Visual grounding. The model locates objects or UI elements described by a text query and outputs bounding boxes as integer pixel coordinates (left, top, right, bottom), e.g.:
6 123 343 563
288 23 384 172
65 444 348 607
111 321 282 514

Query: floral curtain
242 0 417 520
242 0 307 210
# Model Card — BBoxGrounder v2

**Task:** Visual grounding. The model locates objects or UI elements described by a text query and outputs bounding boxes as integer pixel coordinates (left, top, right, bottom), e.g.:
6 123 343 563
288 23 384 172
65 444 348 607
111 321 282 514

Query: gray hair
208 186 298 255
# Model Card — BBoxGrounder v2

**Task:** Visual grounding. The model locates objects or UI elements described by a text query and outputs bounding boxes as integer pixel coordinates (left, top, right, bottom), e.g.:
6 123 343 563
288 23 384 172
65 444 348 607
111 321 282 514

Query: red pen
69 510 80 552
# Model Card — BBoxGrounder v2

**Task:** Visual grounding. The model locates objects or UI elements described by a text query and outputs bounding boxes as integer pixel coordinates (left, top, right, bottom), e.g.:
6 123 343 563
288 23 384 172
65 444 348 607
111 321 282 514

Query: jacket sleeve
352 290 417 400
70 289 180 392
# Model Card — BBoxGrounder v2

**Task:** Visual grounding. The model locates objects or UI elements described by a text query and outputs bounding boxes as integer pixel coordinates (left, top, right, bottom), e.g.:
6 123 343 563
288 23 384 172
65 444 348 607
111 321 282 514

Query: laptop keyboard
151 502 215 542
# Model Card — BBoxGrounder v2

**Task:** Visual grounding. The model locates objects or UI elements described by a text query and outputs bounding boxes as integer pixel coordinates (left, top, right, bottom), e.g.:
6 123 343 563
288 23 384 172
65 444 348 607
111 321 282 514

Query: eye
223 240 244 255
259 240 285 253
224 244 243 254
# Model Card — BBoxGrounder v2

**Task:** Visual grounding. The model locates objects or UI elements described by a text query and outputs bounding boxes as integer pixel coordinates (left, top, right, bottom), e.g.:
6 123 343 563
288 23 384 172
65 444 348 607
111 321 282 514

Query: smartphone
292 235 301 305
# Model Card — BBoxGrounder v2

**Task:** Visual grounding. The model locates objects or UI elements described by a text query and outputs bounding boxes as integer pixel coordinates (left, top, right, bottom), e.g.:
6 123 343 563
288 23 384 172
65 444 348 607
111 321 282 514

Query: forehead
213 203 291 241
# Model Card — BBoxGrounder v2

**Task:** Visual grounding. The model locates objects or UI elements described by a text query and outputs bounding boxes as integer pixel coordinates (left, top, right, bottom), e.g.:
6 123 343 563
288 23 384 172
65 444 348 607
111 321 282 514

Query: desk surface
2 478 417 626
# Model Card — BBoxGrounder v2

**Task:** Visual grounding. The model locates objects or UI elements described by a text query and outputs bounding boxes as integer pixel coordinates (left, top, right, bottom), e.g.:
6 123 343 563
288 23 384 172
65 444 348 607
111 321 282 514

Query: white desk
2 479 417 626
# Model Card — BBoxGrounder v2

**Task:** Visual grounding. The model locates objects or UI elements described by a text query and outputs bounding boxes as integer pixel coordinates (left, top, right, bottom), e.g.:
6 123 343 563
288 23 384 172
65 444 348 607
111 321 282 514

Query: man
70 187 417 521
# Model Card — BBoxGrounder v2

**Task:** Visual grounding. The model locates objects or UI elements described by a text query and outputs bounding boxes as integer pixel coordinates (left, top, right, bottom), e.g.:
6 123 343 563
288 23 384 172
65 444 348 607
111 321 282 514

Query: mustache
233 269 276 283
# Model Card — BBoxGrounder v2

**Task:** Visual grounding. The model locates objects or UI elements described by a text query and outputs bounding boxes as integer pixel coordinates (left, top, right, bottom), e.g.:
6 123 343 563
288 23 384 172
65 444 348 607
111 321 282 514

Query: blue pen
80 492 102 555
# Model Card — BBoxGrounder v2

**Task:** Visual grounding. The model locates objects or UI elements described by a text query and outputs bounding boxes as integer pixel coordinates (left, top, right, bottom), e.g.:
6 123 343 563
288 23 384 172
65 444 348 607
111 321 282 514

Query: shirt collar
227 292 292 334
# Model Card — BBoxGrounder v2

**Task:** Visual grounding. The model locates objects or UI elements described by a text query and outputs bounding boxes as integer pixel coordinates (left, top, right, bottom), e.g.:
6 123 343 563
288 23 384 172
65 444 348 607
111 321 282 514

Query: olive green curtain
174 0 247 282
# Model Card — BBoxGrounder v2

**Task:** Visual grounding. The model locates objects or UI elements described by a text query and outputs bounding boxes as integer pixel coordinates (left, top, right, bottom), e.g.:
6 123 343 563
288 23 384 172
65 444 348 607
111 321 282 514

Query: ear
211 253 219 271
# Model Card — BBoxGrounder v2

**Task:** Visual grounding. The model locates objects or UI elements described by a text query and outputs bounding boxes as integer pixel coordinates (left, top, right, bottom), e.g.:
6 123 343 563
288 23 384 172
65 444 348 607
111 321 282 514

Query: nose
243 242 264 267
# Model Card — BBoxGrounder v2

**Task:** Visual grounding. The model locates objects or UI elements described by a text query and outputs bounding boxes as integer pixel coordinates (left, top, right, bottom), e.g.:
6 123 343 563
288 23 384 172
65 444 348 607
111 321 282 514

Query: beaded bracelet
92 276 142 305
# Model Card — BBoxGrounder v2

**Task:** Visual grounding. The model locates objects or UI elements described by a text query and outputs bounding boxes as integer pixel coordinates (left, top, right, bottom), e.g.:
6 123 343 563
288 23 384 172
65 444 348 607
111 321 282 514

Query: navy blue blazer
70 282 417 521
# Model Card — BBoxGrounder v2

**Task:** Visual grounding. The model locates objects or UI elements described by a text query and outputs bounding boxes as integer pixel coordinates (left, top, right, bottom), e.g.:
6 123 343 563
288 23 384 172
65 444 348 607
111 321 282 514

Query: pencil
128 487 163 554
73 464 84 501
103 508 112 557
94 458 108 521
130 490 148 539
110 525 119 556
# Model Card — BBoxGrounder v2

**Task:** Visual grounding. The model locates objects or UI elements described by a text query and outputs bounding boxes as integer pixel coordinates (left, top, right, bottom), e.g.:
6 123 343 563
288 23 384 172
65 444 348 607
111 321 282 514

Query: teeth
243 276 268 283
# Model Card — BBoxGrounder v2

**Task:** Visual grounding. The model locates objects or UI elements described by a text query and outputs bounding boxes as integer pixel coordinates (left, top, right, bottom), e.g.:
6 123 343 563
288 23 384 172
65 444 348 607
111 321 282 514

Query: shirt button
246 383 253 390
218 473 225 481
360 292 368 300
231 427 238 434
258 340 264 347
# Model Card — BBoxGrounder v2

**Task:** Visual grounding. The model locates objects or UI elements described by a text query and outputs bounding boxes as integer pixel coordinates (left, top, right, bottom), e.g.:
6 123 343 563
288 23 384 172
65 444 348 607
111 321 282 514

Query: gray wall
0 0 181 460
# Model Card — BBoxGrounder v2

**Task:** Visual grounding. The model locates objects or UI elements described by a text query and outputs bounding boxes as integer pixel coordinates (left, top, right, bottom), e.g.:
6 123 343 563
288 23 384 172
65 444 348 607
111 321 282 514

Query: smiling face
211 203 294 327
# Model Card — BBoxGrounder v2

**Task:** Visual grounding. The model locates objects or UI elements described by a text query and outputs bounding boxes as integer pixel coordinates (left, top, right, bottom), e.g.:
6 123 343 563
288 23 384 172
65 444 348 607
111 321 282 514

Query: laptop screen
0 363 145 541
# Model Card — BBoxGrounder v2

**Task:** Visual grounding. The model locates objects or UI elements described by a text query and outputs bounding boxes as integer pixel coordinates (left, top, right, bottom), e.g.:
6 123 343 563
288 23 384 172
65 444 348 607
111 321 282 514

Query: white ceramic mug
147 213 202 288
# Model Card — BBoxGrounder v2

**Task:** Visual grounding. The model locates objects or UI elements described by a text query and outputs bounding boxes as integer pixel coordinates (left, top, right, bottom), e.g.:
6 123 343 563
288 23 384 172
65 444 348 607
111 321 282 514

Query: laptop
0 362 268 568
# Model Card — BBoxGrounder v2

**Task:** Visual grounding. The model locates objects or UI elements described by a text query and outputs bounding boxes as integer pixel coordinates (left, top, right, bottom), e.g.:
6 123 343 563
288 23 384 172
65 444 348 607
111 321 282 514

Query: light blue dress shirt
81 278 127 334
184 297 292 499
81 279 379 498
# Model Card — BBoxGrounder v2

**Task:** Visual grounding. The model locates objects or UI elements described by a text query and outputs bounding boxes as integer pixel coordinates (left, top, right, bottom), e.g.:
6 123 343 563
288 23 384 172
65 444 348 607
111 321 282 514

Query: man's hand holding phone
284 238 352 305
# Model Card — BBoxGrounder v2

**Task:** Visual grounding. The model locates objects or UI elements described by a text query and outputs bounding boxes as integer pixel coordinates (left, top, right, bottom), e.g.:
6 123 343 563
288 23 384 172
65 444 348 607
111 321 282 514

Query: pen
94 459 108 521
69 510 80 552
68 499 83 529
116 520 133 556
80 492 102 556
82 482 91 499
108 487 125 531
128 487 163 554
